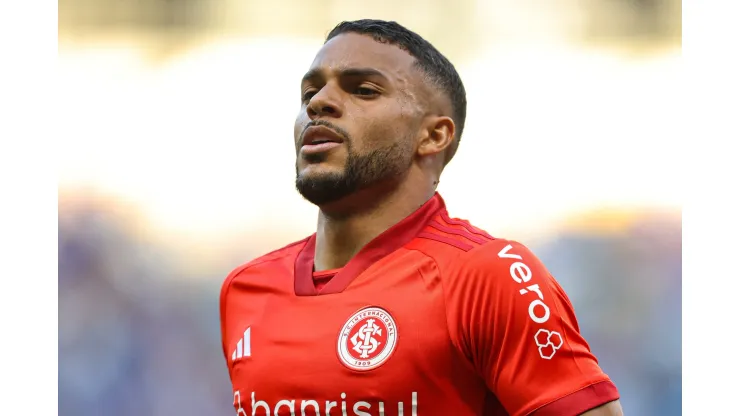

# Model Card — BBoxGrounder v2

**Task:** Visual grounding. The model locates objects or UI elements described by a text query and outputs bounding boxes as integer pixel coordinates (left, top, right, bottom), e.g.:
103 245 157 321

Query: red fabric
312 268 340 292
219 193 619 415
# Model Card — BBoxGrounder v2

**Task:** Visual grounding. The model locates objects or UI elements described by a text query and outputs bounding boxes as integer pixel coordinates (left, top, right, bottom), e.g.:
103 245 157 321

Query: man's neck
313 183 435 271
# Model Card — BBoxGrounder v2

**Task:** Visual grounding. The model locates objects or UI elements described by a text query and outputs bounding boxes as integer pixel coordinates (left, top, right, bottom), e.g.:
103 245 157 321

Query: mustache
299 120 351 142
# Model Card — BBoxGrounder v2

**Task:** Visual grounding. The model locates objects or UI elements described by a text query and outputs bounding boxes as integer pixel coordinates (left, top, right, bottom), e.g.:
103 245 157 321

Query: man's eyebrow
301 67 389 84
301 68 321 85
340 67 387 80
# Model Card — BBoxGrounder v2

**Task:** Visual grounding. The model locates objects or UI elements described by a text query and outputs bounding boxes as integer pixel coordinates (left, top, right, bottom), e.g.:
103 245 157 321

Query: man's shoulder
457 238 537 271
221 236 310 290
408 214 541 287
409 211 529 271
444 238 535 282
242 236 310 269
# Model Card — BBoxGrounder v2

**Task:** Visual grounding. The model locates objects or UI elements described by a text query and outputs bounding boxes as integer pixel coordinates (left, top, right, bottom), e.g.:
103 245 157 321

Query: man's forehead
308 33 417 75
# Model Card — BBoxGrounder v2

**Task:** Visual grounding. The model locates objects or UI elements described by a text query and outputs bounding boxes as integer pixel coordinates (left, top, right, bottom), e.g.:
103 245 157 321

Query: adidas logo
231 327 251 361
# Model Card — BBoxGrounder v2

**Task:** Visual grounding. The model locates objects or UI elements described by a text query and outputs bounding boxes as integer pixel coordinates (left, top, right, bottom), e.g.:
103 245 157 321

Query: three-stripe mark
231 327 251 361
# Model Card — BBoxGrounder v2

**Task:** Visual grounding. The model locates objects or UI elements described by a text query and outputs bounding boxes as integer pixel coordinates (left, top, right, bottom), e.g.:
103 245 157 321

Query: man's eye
355 87 378 97
302 90 316 102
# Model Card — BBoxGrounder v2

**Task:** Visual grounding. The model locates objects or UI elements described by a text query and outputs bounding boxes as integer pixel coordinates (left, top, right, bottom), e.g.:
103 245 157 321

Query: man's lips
301 125 345 147
301 141 342 154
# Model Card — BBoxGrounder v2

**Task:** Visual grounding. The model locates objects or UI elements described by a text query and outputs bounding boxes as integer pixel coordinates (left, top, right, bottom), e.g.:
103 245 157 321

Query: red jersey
220 193 619 416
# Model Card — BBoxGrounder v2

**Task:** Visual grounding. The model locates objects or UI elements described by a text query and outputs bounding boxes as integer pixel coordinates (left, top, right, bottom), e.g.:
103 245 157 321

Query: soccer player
220 19 623 416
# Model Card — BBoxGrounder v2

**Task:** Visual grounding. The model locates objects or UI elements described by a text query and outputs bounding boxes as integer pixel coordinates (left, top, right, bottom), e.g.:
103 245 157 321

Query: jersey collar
294 192 446 296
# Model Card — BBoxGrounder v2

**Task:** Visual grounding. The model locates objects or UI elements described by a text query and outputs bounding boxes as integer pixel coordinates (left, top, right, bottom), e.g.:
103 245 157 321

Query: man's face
294 33 424 206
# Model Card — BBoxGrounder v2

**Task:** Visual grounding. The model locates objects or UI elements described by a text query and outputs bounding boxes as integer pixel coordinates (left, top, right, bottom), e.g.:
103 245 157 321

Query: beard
295 139 413 206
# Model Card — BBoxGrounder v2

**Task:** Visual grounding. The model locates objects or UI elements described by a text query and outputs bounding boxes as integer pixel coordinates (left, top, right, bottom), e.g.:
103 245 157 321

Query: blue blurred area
535 218 682 416
58 205 235 416
58 202 681 416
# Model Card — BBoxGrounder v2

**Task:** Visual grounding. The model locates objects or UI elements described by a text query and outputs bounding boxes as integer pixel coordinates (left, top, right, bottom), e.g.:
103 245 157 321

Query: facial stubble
295 138 413 206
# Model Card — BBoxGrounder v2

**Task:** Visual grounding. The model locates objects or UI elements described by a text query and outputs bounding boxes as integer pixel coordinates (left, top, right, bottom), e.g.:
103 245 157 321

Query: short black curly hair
326 19 467 160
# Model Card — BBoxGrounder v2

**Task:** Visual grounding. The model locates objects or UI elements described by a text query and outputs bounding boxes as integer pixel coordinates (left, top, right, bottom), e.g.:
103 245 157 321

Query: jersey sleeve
444 240 619 416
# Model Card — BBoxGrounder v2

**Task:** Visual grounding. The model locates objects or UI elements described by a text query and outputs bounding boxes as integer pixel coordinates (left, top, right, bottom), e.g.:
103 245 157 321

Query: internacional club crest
337 306 398 371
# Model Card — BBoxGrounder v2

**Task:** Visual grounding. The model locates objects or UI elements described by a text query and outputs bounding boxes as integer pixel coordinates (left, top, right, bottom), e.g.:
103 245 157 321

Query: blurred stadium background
58 0 682 415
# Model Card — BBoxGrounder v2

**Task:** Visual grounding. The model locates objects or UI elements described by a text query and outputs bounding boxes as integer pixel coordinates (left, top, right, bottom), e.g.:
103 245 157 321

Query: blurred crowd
58 197 681 416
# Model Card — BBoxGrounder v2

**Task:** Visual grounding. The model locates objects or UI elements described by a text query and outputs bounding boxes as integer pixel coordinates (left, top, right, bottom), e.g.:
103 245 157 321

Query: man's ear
417 116 456 158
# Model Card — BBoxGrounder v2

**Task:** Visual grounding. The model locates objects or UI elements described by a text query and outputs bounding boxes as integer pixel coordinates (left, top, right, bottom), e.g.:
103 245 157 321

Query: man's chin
295 174 354 207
